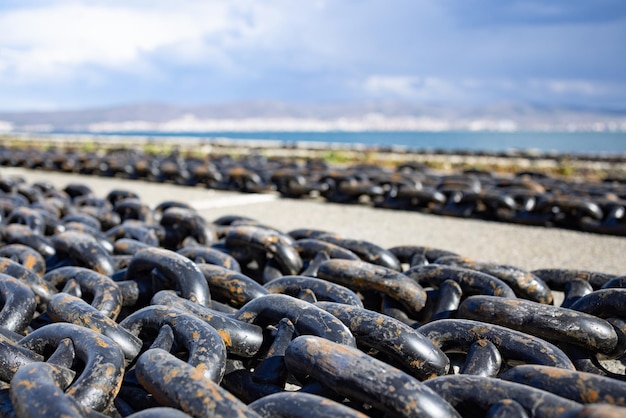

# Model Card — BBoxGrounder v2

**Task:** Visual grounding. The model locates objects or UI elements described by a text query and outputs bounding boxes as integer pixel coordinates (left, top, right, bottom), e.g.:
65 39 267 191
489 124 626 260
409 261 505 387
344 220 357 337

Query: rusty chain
2 146 626 236
0 175 625 417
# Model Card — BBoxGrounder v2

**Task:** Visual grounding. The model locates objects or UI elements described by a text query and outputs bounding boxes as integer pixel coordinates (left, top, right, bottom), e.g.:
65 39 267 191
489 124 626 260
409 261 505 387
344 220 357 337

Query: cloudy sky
1 0 625 111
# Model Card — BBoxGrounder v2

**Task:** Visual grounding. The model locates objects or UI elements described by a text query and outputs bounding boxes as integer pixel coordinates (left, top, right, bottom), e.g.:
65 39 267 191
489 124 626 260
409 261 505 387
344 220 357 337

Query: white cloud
362 75 472 101
0 2 275 82
360 74 624 104
363 75 421 97
522 78 626 102
538 79 600 96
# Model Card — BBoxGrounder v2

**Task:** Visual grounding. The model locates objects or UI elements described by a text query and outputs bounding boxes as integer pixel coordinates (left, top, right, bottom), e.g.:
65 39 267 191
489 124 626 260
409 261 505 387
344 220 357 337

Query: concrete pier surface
2 167 625 275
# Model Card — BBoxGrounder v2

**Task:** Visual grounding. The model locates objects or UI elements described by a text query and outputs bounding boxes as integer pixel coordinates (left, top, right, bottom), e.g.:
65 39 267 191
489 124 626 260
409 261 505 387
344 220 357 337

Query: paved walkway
3 167 625 275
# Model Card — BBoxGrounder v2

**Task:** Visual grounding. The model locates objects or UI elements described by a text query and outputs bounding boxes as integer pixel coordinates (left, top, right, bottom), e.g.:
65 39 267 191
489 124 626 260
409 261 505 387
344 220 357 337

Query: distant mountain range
1 100 625 133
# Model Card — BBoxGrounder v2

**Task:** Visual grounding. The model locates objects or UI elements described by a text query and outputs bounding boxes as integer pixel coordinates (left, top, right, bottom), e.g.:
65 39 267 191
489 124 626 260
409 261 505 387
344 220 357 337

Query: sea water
63 131 626 155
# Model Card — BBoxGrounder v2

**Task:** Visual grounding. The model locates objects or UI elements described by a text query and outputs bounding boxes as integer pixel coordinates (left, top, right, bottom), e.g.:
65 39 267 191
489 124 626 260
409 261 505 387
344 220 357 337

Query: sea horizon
35 129 626 156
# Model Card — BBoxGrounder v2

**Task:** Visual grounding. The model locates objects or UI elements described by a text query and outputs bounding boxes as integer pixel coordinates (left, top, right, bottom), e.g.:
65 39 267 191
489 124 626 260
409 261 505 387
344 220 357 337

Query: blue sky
1 0 625 111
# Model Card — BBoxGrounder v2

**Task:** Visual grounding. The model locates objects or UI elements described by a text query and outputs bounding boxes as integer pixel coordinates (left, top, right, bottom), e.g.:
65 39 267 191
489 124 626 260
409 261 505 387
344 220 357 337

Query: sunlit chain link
0 176 626 417
2 145 626 236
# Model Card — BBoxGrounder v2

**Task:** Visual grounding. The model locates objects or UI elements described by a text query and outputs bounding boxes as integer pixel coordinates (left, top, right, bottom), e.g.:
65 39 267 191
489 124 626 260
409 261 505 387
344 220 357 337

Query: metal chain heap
2 146 626 236
0 175 626 417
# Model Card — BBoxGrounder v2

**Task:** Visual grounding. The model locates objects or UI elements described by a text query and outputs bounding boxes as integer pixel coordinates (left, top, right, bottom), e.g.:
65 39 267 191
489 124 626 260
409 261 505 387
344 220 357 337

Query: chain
0 175 625 417
1 146 625 236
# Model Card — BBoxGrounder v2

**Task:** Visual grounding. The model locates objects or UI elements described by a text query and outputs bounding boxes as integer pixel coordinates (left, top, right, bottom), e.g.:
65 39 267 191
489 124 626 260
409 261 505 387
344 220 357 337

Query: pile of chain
2 146 626 236
1 174 626 417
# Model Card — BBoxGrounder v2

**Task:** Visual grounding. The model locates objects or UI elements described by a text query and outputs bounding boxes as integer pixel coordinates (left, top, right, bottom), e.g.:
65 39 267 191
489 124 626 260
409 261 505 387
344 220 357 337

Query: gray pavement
3 167 625 275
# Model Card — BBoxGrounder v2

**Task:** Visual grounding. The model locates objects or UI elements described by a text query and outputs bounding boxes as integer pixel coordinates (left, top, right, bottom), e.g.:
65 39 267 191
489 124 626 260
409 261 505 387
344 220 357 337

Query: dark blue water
64 131 626 155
